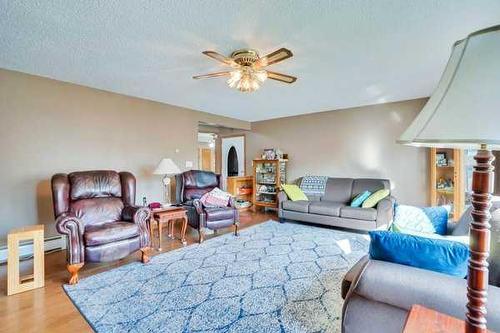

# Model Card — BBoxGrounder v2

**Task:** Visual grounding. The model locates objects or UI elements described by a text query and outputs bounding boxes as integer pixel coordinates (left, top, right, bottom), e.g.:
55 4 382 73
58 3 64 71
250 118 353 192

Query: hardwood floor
0 210 277 333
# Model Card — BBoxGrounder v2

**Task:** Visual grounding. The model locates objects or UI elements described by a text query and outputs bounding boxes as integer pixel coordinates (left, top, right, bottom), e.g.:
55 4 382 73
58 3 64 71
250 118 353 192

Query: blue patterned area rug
64 221 369 333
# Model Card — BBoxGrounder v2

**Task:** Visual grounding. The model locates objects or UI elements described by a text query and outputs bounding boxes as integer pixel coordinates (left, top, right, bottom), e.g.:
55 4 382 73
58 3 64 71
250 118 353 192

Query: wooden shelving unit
252 159 287 210
430 148 464 221
227 176 253 211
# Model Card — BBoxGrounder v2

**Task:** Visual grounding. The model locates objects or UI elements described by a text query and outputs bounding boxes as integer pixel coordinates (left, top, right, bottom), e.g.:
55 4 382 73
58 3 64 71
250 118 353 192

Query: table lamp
153 158 181 206
399 25 500 333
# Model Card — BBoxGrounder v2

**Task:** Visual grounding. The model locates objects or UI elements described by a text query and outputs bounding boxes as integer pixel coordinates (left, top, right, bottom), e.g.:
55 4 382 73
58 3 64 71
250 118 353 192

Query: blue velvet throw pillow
368 231 469 277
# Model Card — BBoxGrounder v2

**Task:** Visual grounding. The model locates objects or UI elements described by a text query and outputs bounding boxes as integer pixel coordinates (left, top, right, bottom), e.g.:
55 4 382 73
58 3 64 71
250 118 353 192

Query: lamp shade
153 158 180 175
398 25 500 149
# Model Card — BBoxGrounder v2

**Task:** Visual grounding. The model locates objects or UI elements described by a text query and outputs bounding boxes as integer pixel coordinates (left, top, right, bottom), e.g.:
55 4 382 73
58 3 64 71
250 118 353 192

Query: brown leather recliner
51 170 151 284
175 170 239 243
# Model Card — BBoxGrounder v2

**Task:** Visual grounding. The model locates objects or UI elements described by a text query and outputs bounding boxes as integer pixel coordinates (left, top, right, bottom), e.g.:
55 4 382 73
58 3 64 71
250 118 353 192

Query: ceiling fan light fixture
227 67 268 92
195 48 296 92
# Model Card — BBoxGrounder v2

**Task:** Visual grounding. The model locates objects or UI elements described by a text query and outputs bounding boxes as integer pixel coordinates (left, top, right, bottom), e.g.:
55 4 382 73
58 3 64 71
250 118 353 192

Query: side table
403 304 493 333
150 207 188 250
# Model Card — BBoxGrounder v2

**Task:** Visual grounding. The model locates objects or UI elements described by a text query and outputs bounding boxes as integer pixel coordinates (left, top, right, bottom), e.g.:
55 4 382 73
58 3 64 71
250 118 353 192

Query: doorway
221 135 245 189
198 132 216 172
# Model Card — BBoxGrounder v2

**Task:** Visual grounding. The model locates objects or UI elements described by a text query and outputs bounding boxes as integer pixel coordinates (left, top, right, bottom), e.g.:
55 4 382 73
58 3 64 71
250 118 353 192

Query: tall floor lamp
153 158 181 206
398 25 500 333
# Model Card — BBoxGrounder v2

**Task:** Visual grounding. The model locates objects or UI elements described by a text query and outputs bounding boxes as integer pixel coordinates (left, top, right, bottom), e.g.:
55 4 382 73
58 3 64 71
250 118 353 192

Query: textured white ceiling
1 1 500 121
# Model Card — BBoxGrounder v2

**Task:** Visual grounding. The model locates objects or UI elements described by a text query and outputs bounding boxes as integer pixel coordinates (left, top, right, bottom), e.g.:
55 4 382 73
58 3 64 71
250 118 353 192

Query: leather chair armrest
346 259 500 329
342 255 369 299
193 199 205 215
122 205 151 248
122 205 150 223
228 197 240 224
55 213 85 265
375 195 396 229
228 196 236 208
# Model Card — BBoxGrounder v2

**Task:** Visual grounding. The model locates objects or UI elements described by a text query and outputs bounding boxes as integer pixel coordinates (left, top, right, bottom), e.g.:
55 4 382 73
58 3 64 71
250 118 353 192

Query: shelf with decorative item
227 176 253 212
436 189 454 195
252 157 287 211
254 200 276 207
430 148 464 221
258 191 277 195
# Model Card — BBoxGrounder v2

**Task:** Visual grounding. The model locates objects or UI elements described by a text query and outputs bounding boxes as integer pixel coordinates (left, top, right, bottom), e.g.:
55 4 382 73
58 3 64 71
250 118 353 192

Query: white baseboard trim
0 235 66 264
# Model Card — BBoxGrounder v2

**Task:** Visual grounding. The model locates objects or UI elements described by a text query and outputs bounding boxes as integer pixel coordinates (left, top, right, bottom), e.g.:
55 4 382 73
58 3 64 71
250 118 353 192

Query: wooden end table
403 304 493 333
150 207 188 250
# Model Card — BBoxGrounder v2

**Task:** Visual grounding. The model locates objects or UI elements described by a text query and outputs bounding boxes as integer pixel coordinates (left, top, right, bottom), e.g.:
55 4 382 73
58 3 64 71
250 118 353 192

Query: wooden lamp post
398 25 500 333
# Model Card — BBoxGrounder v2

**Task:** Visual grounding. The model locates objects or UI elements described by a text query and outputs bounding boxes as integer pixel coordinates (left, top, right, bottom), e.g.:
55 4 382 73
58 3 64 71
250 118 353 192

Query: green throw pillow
362 189 390 208
282 184 308 201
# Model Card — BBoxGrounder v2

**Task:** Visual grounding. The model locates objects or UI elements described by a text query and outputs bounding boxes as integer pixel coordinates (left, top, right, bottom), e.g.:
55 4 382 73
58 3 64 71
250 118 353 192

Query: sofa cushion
341 206 377 221
309 201 344 216
204 206 235 221
84 221 139 246
282 200 310 213
322 178 354 203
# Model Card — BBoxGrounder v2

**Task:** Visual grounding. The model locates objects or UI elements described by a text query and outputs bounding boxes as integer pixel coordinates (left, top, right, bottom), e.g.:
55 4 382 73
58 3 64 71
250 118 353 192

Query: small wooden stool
7 225 45 295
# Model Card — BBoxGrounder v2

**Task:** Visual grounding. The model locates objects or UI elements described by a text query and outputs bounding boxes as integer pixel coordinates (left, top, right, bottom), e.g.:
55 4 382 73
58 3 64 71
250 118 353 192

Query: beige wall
0 69 249 239
244 99 429 206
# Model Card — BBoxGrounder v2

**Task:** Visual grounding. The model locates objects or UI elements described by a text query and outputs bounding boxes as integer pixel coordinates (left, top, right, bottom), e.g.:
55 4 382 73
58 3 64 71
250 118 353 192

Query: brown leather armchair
175 170 239 243
51 170 151 284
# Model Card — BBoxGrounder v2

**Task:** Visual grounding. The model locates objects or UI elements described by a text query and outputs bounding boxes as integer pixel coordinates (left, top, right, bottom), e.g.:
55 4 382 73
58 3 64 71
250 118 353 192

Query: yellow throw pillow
362 189 390 208
282 184 308 201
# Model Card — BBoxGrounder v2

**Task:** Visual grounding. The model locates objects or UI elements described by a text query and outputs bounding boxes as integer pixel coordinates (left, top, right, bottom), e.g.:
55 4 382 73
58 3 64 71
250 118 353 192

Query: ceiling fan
193 48 297 92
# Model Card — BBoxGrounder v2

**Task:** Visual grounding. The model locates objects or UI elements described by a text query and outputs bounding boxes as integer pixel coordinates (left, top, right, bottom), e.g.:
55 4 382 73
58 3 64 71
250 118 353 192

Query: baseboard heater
0 235 66 264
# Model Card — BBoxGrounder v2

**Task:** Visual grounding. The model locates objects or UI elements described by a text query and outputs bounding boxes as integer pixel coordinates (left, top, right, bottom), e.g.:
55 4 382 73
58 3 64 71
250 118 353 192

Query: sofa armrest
55 213 84 265
376 195 396 229
342 255 369 299
277 191 289 218
347 259 500 329
122 205 151 248
277 191 289 206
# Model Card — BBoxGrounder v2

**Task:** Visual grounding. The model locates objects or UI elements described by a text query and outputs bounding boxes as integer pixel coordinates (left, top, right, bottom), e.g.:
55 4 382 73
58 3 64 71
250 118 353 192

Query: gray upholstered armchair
51 170 151 284
341 203 500 332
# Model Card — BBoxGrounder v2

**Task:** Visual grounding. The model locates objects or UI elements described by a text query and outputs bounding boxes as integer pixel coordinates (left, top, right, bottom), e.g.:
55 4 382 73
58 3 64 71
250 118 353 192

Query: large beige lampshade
153 158 180 175
398 25 500 149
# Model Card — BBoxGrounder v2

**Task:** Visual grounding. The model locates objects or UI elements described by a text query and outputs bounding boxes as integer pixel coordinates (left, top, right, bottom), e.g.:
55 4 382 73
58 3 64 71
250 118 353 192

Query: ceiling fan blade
255 48 293 67
202 51 237 67
266 71 297 84
193 71 231 79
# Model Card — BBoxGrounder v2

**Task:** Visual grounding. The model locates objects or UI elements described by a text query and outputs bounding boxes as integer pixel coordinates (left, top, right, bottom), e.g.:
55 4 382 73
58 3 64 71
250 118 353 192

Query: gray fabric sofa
341 202 500 333
278 178 395 231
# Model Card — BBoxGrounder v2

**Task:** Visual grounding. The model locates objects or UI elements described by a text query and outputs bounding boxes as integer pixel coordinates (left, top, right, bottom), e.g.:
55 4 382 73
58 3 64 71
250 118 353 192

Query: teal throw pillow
351 191 371 207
